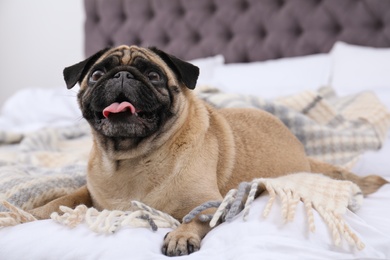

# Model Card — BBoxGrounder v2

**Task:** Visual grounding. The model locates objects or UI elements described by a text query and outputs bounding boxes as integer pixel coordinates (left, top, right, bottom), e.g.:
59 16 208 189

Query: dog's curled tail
308 158 388 196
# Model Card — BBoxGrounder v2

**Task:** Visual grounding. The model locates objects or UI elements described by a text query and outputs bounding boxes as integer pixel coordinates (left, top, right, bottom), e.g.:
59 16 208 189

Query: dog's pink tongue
103 102 136 118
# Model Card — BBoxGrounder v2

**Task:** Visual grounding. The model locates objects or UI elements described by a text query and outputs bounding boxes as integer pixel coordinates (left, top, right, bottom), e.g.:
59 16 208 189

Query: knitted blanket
199 86 390 166
0 173 364 249
0 87 389 249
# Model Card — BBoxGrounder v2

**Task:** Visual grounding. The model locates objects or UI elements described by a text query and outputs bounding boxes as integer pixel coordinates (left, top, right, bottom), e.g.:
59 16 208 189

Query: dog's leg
309 158 388 195
162 207 218 256
29 185 92 219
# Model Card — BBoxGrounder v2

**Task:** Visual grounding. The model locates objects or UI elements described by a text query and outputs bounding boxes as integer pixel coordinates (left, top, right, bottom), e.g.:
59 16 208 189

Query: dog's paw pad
162 231 200 256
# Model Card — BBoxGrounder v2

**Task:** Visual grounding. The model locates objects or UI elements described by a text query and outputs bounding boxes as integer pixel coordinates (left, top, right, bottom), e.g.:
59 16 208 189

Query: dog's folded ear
149 47 199 90
63 48 109 89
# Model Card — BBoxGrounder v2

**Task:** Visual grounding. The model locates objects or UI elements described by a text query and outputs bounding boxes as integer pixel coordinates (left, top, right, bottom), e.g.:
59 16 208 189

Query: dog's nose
114 71 134 79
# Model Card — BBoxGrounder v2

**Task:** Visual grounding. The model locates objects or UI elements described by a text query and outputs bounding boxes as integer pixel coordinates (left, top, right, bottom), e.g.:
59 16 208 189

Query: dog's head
64 45 199 142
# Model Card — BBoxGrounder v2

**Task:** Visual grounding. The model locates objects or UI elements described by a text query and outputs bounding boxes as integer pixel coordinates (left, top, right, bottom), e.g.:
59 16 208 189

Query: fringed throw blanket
1 87 389 250
1 173 364 249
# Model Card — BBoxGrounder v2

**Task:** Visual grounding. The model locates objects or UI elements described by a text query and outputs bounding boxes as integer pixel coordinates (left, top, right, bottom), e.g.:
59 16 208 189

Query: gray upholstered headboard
84 0 390 63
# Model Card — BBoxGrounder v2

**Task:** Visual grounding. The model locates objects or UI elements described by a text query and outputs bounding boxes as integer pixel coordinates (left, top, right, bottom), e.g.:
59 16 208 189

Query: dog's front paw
161 231 200 256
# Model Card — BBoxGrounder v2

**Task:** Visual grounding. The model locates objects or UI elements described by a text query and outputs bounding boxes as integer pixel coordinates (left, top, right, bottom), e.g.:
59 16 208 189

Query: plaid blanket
199 86 390 166
0 87 389 212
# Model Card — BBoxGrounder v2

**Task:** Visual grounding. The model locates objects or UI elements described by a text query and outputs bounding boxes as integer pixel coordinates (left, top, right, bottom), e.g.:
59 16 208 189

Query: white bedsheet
0 87 81 133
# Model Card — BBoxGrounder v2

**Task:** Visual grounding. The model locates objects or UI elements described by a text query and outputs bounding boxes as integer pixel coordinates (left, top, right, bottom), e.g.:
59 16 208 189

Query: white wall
0 0 85 107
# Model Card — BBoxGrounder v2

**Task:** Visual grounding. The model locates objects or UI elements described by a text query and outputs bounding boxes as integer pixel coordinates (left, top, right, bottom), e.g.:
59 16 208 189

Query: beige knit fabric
209 173 364 249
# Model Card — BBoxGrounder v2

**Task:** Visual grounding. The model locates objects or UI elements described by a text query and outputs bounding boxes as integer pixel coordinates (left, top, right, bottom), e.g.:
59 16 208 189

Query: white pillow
330 41 390 95
207 54 331 99
188 55 225 87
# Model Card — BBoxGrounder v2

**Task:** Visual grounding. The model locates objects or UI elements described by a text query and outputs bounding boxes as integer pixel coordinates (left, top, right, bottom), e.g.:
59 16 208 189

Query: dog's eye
90 70 105 83
147 71 161 82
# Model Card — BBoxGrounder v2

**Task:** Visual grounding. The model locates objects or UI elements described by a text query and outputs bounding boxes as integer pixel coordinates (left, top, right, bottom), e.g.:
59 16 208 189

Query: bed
1 0 390 259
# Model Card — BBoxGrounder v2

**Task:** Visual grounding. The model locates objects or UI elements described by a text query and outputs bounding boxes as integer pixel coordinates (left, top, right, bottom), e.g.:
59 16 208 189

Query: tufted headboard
84 0 390 63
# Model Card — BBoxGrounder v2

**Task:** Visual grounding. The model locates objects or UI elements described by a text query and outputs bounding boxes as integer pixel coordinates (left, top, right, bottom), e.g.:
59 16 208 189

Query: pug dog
30 45 387 256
